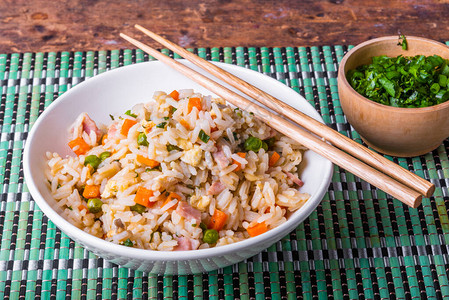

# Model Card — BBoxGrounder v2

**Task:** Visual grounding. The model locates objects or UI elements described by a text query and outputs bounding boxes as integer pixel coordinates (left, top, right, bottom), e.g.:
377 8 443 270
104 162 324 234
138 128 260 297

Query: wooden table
2 0 449 53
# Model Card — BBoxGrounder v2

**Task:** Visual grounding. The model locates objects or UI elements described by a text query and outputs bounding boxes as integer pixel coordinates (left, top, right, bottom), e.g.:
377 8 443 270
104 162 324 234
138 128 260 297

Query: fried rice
45 89 310 251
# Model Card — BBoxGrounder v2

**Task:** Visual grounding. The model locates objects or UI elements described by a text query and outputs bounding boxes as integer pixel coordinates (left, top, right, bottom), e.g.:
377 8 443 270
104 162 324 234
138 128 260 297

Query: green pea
99 151 112 162
122 238 134 247
84 155 101 170
87 198 103 214
137 132 149 146
130 203 146 214
244 136 263 152
203 229 219 244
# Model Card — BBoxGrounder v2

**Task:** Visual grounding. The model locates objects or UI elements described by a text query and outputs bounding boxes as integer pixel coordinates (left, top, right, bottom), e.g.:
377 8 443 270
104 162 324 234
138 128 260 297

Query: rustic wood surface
1 0 449 53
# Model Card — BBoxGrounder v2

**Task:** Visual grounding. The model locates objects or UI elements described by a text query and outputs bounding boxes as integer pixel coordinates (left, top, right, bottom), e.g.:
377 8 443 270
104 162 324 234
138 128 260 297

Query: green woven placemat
0 46 448 299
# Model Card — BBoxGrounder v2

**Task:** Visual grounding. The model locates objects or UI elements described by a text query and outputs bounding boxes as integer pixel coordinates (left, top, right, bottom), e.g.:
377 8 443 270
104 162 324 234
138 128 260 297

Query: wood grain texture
1 0 449 52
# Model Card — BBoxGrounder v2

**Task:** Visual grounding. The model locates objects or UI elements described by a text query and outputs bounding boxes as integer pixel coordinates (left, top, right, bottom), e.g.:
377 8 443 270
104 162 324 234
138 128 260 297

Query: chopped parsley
166 144 183 152
347 54 449 107
125 110 137 118
198 129 210 143
122 238 134 247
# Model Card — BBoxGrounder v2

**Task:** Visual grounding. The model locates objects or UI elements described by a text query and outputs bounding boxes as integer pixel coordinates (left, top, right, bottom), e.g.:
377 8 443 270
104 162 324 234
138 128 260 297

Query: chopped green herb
163 117 169 120
198 129 210 143
192 224 197 227
137 132 149 146
125 110 137 118
199 222 207 232
146 166 162 172
87 198 103 214
171 107 177 113
347 54 449 107
203 229 219 244
122 238 134 247
156 122 167 128
109 114 115 120
234 107 242 117
84 155 101 170
186 184 195 189
264 137 276 148
67 206 73 211
130 203 146 214
99 151 111 162
166 144 183 152
398 34 408 50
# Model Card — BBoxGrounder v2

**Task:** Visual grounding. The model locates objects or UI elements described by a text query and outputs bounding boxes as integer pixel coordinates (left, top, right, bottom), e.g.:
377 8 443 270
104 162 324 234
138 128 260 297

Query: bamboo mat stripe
0 46 448 299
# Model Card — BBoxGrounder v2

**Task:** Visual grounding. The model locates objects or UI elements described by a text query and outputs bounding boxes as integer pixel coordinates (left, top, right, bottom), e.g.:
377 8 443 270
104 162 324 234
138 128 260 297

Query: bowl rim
338 35 449 113
23 60 334 262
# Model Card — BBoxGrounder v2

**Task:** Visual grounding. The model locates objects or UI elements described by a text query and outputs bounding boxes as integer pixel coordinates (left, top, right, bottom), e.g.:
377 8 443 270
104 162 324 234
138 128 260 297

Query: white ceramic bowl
23 60 333 274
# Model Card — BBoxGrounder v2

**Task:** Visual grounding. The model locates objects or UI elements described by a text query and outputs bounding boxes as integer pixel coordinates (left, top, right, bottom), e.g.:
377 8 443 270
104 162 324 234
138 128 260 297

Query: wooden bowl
338 36 449 157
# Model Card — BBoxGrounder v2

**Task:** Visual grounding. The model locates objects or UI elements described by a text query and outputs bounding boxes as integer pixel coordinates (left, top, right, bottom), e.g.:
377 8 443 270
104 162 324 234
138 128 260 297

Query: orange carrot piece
162 192 182 209
232 152 246 172
101 134 108 145
83 185 101 199
208 209 228 231
78 203 88 211
68 137 91 156
269 151 280 167
179 118 190 130
247 221 268 237
134 186 154 208
136 155 160 168
169 90 179 101
120 119 137 136
187 97 202 113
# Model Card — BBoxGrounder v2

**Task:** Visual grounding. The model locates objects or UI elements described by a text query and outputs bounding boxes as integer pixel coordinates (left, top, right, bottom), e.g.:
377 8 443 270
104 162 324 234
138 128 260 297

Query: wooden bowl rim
338 35 449 114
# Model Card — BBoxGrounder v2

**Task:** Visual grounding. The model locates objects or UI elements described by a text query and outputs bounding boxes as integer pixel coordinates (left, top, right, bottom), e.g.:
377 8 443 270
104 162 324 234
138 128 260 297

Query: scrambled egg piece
181 145 203 166
101 175 137 198
140 120 155 133
190 195 211 211
178 139 193 151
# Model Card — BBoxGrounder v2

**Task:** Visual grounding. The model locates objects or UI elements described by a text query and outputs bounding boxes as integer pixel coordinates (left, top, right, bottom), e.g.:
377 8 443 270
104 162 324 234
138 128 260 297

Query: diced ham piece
83 113 102 140
107 121 119 139
207 181 226 195
70 113 103 142
175 201 202 224
173 236 200 251
286 172 304 187
213 149 229 169
174 236 193 251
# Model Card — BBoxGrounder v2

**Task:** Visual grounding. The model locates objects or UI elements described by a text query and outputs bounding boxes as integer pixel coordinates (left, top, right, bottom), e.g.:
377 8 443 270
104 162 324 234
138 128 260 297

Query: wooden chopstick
120 32 423 208
133 24 435 199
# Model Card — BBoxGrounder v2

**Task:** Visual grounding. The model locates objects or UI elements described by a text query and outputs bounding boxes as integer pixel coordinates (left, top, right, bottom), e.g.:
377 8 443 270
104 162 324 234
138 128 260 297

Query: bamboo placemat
0 46 448 299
